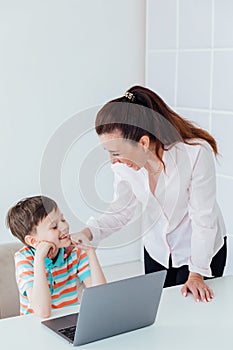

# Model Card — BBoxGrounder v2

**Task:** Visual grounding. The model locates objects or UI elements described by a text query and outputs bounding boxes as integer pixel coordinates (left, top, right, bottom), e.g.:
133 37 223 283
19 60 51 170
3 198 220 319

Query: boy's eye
61 219 66 222
112 153 120 157
52 225 58 229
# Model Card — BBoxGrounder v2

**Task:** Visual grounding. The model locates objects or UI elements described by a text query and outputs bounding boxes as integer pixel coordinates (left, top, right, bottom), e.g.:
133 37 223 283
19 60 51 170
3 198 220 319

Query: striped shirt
15 246 91 315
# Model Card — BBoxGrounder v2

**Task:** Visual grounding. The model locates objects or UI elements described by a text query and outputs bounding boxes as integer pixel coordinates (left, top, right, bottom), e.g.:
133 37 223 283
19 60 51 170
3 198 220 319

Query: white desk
1 276 233 350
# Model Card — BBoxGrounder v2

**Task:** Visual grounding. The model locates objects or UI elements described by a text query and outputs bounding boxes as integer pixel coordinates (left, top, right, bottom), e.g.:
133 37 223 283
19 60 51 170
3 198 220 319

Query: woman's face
99 130 149 171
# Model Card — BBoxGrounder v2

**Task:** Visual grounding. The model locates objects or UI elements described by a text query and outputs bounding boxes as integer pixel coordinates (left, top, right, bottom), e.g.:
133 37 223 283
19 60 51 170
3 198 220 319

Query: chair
0 241 23 319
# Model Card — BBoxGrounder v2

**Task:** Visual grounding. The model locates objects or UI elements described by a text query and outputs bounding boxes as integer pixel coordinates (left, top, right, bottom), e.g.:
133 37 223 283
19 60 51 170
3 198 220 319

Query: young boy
6 195 106 318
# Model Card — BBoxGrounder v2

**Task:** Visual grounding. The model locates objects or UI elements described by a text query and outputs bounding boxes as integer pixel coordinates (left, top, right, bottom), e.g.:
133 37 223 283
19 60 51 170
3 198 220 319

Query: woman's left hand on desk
181 272 214 303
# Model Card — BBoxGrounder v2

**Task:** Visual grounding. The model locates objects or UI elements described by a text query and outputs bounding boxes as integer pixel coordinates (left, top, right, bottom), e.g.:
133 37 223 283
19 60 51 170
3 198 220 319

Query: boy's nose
60 222 69 234
61 227 68 235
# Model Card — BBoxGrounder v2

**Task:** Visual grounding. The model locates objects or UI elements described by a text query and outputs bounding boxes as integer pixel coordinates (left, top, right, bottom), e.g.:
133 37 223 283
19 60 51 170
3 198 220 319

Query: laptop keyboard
58 326 76 342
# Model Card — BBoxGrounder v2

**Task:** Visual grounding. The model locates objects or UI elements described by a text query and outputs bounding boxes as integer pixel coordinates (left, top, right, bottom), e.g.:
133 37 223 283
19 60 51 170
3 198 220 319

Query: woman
72 85 227 303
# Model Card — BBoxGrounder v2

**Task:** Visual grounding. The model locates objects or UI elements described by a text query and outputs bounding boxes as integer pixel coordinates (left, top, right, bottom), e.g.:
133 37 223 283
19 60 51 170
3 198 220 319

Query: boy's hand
35 240 57 260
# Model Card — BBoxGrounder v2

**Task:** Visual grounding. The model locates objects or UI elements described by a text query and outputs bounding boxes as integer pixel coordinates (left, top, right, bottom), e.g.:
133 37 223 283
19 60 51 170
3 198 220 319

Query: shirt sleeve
188 143 218 277
87 166 138 247
77 249 91 282
14 250 34 296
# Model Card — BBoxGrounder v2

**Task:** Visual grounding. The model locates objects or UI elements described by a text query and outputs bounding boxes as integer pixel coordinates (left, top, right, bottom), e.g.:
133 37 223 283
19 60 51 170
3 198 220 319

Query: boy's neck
51 247 60 261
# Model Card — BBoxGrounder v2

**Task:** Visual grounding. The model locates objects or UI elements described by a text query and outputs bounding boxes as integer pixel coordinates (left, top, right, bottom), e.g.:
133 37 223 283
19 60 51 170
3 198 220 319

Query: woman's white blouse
87 140 226 277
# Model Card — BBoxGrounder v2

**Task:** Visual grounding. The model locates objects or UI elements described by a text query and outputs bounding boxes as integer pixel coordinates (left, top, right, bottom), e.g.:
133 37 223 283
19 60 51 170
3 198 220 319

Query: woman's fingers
181 285 188 297
64 242 76 259
181 280 214 302
188 285 200 302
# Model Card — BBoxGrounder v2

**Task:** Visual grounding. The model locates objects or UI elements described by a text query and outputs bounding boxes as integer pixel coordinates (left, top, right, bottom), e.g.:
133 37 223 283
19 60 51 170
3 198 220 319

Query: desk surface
1 276 233 350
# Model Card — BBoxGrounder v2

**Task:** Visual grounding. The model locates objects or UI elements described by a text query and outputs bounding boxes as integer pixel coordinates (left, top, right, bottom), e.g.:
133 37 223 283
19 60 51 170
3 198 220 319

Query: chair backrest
0 241 23 319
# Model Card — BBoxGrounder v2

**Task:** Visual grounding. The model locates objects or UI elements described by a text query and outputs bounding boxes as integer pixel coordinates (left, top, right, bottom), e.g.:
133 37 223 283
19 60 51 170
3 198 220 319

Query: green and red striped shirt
15 246 90 315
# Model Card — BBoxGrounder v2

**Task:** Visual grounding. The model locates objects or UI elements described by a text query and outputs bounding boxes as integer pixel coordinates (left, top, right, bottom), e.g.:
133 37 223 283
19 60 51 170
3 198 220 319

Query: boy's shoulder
15 245 34 260
14 245 87 263
68 246 87 262
69 245 81 257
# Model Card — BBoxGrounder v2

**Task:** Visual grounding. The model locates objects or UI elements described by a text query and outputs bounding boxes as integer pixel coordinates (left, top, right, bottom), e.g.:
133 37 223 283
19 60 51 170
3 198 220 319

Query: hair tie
124 91 135 101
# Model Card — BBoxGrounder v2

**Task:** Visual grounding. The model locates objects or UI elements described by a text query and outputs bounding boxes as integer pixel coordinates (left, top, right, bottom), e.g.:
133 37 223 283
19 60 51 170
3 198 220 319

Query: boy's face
32 208 71 249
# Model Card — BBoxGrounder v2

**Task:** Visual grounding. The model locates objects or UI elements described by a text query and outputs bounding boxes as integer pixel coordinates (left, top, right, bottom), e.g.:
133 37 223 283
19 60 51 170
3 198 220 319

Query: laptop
42 270 166 346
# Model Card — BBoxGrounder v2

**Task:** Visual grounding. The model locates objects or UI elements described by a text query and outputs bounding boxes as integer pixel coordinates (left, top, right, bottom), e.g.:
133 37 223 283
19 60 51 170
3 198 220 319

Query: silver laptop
42 271 166 346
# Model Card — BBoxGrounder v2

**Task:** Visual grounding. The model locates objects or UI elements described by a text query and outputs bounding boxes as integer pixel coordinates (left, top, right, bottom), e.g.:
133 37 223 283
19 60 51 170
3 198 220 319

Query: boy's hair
6 196 58 245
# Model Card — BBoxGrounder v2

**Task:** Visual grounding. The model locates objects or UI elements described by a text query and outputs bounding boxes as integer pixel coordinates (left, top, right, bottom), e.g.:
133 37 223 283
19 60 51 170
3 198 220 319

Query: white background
1 0 232 272
0 0 145 266
146 0 233 274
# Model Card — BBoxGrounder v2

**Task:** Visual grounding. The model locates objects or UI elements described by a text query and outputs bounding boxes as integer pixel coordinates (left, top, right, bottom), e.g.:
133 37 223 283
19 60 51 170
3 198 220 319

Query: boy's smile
28 208 71 255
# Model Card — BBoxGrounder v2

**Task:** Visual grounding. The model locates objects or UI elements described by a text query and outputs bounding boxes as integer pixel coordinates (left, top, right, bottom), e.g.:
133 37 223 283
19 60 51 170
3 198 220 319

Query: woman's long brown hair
95 85 218 164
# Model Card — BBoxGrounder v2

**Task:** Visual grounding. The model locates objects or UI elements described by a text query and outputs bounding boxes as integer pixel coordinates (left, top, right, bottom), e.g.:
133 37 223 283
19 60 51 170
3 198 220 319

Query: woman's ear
24 235 37 248
139 135 150 149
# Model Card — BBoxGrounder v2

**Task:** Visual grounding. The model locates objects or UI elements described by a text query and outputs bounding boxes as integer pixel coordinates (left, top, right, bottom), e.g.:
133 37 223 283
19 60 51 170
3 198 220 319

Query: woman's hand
71 228 93 243
74 235 94 252
181 272 214 302
64 229 93 258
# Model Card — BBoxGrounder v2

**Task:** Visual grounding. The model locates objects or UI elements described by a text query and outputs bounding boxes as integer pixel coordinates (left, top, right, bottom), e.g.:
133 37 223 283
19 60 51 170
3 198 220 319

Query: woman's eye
61 219 66 222
52 226 58 230
112 153 120 157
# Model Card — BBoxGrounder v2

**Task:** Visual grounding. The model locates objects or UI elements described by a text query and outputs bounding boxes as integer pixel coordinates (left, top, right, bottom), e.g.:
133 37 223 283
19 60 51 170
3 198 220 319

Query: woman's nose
111 158 119 164
110 154 120 164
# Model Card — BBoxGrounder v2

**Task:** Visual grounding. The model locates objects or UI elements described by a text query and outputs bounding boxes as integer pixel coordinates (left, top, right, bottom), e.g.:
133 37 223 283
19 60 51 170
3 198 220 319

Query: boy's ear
24 235 37 248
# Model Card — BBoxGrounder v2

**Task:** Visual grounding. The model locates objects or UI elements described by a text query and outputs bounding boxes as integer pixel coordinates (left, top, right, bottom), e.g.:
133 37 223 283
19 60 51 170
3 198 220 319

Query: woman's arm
183 142 219 302
188 142 218 276
72 175 138 246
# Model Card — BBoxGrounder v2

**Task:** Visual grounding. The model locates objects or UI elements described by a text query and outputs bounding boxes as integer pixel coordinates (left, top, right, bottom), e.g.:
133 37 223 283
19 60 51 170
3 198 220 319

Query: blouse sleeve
188 142 218 277
87 168 138 247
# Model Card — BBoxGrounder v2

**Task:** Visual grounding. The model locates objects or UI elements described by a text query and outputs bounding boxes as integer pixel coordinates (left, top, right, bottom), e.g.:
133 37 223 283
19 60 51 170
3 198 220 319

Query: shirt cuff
86 216 101 248
188 257 213 278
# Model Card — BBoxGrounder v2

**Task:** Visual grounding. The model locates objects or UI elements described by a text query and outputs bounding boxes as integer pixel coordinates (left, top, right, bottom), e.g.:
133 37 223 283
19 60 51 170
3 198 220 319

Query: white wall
0 0 146 266
146 0 233 274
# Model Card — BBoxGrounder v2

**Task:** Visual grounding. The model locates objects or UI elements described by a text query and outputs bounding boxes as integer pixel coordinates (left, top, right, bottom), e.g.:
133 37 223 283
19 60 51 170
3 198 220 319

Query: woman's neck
144 147 163 174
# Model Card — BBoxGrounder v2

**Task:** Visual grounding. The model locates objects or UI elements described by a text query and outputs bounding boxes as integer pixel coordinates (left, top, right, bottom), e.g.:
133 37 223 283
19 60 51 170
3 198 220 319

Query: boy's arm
27 241 56 318
76 238 106 288
83 249 107 288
